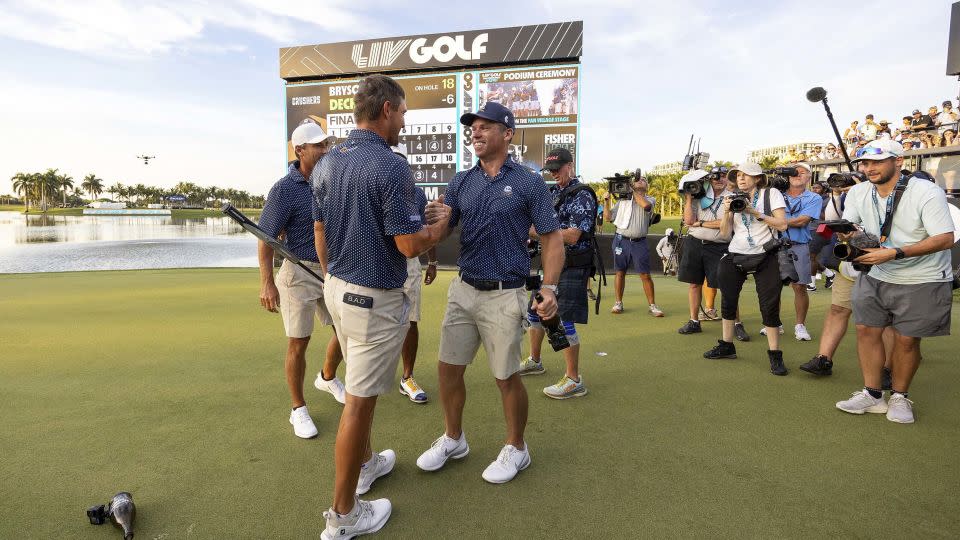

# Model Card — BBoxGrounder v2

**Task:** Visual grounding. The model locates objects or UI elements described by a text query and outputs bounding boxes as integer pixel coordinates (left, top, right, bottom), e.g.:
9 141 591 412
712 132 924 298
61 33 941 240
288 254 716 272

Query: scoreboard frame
280 22 582 198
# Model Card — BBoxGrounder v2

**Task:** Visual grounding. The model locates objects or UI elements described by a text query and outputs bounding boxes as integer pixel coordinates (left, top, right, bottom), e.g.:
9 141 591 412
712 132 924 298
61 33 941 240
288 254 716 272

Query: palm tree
647 173 683 216
58 173 74 207
82 174 104 202
108 182 125 203
11 172 34 213
39 168 61 212
758 155 783 170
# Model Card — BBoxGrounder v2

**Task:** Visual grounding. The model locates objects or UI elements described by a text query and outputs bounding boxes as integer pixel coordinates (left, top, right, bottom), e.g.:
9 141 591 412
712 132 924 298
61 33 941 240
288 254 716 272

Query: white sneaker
356 450 396 495
399 377 428 403
416 432 469 471
759 325 784 336
321 498 392 540
794 323 812 341
289 406 318 439
611 301 623 314
886 393 915 424
518 356 546 376
836 389 888 415
648 304 664 317
481 444 531 484
315 373 347 405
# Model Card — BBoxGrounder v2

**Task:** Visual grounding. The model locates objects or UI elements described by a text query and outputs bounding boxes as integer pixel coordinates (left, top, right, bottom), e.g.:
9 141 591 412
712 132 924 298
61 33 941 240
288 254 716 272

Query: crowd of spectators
804 99 959 162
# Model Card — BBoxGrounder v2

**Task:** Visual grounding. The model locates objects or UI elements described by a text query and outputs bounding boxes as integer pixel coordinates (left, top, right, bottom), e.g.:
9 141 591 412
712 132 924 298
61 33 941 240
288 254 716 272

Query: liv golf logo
351 34 488 69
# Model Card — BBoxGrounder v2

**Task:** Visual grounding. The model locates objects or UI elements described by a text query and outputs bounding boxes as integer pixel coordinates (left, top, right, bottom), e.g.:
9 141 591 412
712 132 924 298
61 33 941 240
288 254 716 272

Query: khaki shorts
323 275 409 397
438 276 528 380
276 260 332 338
404 258 422 323
831 276 853 310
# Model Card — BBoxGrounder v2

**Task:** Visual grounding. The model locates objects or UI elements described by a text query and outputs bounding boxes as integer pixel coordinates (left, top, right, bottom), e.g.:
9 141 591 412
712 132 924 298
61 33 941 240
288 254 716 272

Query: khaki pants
277 260 332 338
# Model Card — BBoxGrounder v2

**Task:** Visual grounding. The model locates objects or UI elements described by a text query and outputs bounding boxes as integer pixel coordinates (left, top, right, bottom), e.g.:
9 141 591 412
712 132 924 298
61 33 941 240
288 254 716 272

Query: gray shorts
788 243 812 285
851 274 952 338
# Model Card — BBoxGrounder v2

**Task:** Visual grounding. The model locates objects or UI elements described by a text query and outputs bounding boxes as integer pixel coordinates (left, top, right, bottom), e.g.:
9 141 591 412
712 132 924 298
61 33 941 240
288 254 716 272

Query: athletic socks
865 387 883 399
892 390 909 399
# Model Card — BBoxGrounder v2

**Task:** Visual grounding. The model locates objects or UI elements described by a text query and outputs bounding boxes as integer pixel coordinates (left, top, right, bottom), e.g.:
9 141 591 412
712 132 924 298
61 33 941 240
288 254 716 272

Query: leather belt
460 273 525 291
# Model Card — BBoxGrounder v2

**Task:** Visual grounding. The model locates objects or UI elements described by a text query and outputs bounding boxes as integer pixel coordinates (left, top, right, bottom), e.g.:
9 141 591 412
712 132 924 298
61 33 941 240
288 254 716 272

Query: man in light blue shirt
780 163 823 341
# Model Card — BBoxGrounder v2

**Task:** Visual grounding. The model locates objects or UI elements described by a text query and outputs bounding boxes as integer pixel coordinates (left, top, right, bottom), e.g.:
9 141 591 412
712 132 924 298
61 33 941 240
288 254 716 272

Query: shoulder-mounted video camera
605 169 639 200
764 166 798 192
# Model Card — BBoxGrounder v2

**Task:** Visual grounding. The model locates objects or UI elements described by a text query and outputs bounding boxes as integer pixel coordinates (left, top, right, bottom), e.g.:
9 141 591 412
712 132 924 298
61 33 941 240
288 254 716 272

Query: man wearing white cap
834 139 955 423
258 120 346 439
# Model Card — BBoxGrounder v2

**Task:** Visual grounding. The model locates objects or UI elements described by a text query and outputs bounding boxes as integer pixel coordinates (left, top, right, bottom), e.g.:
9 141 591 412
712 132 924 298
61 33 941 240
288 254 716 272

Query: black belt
618 234 646 242
460 273 525 291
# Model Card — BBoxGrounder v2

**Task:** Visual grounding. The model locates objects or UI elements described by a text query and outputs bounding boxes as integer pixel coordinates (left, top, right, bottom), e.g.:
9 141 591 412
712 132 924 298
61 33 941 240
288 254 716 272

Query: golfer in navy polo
312 75 450 539
416 101 564 484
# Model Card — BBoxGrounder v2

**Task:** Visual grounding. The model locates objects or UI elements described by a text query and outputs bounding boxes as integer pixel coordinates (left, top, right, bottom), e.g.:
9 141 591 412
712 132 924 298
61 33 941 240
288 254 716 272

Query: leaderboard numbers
400 123 455 136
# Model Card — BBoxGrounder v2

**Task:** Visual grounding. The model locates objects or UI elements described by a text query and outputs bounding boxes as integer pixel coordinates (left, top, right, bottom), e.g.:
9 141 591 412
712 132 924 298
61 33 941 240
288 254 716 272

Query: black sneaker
881 367 893 391
824 275 834 289
799 354 833 376
703 340 737 359
768 350 788 376
678 320 702 335
734 322 751 342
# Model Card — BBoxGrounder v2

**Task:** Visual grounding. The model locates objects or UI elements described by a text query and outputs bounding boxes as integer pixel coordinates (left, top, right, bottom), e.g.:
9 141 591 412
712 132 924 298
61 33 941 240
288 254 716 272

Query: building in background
650 161 682 175
747 142 826 162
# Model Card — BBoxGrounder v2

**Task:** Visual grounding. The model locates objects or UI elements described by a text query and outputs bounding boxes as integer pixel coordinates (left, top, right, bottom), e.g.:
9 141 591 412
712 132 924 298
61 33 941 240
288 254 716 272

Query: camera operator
603 172 664 316
521 148 596 400
703 163 791 376
834 140 955 424
676 168 749 340
775 163 824 341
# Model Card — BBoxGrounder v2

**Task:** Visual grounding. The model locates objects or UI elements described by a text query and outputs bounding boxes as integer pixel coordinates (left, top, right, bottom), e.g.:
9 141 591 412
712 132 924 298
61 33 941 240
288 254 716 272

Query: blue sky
1 0 957 195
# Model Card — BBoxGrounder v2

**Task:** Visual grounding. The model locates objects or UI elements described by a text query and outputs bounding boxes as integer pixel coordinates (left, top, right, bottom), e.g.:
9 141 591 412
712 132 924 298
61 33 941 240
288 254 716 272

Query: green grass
0 205 262 219
600 216 681 236
2 269 959 539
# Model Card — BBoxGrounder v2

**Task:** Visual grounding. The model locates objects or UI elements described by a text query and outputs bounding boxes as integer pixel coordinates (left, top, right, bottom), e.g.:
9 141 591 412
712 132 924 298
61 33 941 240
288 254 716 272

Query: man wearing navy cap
417 101 564 484
313 74 451 539
520 147 597 401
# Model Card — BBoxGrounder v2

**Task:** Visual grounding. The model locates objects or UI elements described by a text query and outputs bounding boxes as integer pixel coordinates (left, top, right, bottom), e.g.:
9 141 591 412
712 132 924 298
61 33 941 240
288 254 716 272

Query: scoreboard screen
282 22 582 199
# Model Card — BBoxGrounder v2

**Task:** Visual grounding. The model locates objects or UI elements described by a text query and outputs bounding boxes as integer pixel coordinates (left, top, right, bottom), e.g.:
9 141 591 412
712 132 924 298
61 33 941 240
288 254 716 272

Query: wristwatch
894 248 906 260
541 284 558 293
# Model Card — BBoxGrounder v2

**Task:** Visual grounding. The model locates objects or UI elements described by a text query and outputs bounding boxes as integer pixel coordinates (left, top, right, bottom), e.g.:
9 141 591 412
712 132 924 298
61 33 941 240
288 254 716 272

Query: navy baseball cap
460 101 515 129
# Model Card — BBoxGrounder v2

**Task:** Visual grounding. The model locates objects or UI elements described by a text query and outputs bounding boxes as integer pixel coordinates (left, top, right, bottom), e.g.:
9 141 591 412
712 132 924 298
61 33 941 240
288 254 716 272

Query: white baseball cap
852 139 904 162
291 121 335 147
795 162 812 173
727 162 764 181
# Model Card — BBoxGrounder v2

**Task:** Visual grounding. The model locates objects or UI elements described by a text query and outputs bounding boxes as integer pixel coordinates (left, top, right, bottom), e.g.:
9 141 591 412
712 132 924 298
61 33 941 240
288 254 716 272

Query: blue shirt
447 156 560 281
550 177 595 252
258 161 320 262
313 129 423 289
783 190 822 244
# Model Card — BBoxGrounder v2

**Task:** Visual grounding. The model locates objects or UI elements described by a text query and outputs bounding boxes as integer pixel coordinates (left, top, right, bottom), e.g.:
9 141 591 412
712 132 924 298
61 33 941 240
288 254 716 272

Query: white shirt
689 190 732 242
842 177 955 284
824 192 844 221
728 188 787 255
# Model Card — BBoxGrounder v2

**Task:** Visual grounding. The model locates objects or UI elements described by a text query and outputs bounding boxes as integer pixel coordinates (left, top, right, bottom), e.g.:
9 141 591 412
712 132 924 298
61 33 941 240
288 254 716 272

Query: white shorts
403 258 423 323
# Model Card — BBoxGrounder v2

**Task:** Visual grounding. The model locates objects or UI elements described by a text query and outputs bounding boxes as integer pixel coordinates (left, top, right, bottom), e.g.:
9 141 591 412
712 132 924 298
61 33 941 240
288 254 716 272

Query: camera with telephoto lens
764 166 798 192
727 191 750 212
826 171 864 190
820 220 880 272
606 172 635 200
679 178 707 199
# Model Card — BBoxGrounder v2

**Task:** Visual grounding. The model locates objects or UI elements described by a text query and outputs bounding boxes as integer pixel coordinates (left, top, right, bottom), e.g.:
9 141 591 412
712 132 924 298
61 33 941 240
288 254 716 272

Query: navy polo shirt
258 161 319 262
313 129 422 289
447 156 560 282
550 177 595 252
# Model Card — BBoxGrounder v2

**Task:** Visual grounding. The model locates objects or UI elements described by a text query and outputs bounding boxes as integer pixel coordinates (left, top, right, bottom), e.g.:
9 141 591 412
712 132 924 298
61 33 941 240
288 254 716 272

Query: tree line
9 169 265 212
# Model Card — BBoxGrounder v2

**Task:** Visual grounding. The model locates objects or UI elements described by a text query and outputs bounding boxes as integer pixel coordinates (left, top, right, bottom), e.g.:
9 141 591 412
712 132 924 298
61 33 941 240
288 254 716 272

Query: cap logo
504 115 510 123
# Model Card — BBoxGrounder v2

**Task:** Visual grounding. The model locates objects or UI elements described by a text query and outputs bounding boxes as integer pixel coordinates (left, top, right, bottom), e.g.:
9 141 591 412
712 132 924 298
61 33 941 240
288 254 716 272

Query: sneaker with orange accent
399 377 427 403
543 375 587 400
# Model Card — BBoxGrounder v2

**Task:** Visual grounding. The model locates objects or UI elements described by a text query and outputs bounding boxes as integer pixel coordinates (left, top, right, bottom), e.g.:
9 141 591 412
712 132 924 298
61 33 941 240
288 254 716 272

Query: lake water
0 211 258 273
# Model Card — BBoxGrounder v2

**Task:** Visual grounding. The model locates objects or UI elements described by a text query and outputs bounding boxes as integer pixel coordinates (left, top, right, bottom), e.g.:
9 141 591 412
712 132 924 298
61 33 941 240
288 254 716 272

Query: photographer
774 163 823 341
834 140 955 424
521 148 596 400
676 168 749 340
603 172 663 316
702 163 790 376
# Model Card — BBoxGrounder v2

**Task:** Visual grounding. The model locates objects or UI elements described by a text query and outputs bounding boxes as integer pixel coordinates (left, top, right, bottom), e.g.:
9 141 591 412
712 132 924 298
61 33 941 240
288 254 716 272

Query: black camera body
763 236 791 253
524 275 570 352
606 173 634 200
765 166 798 192
832 228 881 272
826 171 864 190
527 239 541 258
679 179 707 199
728 191 750 213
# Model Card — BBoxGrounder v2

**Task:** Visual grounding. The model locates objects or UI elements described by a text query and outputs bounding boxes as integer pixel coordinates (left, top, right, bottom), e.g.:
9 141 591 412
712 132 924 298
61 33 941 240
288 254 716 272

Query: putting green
1 269 958 538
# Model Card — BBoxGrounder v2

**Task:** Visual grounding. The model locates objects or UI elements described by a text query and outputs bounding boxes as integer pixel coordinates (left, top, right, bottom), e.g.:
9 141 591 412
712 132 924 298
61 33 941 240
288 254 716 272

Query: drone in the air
137 155 156 165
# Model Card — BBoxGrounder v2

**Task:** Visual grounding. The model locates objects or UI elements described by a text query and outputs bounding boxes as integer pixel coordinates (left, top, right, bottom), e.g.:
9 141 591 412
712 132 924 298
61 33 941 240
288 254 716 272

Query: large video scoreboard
280 22 582 199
